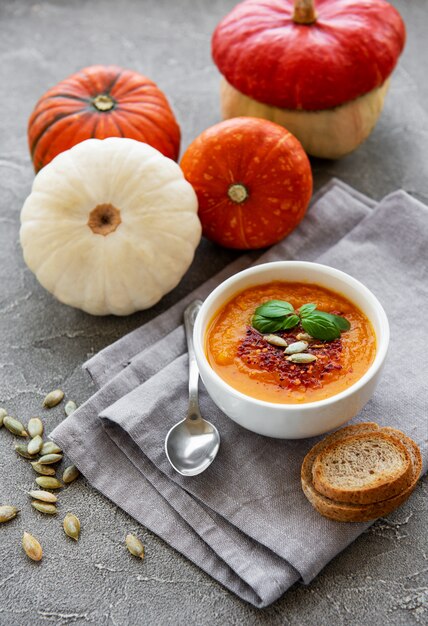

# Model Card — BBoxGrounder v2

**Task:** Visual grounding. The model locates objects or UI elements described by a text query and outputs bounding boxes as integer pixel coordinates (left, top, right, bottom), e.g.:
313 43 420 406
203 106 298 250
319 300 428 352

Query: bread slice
312 431 413 504
381 427 422 483
301 423 422 522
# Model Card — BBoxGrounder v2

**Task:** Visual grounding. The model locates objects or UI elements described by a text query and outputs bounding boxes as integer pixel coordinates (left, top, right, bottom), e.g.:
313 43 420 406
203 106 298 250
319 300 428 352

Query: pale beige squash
221 78 390 160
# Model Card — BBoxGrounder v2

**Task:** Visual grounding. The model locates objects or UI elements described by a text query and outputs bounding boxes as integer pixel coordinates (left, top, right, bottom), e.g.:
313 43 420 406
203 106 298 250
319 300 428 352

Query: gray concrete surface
0 0 427 624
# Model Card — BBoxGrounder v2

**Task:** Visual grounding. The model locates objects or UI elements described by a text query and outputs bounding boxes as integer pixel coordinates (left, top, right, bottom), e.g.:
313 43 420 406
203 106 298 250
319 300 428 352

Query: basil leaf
281 314 300 330
301 313 341 341
311 310 351 331
329 314 351 331
299 303 316 318
252 314 285 334
255 300 294 318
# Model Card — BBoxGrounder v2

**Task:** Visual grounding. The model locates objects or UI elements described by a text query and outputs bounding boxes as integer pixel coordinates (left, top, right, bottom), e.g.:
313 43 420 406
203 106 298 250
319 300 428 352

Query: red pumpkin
28 65 180 172
180 117 312 250
212 0 406 158
212 0 405 110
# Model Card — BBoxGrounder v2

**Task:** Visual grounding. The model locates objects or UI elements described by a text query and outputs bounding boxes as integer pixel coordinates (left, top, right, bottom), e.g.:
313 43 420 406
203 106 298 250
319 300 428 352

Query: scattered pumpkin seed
65 400 77 416
35 476 62 490
22 532 42 561
40 441 62 455
43 389 64 408
286 353 317 364
125 533 145 559
27 417 43 438
63 513 80 541
38 453 63 465
29 490 57 503
27 435 43 456
264 334 288 347
0 505 19 523
296 333 313 342
311 344 326 349
15 444 37 459
31 500 57 515
63 465 80 484
285 341 309 355
31 462 56 476
0 408 7 427
3 416 28 437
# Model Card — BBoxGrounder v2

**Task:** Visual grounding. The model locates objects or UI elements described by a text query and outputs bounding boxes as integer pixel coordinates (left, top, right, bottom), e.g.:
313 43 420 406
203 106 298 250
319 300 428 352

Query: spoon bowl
165 416 220 476
164 300 220 476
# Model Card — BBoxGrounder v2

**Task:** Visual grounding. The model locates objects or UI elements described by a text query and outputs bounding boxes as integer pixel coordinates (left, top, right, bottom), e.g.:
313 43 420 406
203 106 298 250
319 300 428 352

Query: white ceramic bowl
194 261 389 439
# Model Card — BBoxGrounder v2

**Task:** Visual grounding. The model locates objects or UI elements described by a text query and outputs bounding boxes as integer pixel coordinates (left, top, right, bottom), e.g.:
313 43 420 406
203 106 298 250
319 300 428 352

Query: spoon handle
183 300 203 420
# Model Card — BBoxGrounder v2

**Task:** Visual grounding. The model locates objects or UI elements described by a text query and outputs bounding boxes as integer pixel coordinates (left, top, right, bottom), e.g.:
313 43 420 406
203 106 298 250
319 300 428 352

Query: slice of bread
381 427 422 483
312 431 413 504
301 423 422 522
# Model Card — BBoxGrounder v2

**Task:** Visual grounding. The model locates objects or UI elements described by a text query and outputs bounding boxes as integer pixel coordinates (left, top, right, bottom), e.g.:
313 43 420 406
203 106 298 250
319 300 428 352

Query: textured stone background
0 1 427 624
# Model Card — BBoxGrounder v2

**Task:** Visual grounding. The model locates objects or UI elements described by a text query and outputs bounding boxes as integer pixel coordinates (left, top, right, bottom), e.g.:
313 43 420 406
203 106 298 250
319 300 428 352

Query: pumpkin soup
205 281 376 404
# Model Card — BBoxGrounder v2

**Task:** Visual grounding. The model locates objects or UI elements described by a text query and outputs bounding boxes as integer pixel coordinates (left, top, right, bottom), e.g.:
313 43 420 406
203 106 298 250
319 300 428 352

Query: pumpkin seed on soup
286 353 317 364
264 334 288 347
296 333 313 342
284 341 308 355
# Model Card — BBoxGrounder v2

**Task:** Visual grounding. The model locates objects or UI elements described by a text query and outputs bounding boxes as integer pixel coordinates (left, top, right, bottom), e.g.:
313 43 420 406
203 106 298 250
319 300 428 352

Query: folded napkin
51 180 428 608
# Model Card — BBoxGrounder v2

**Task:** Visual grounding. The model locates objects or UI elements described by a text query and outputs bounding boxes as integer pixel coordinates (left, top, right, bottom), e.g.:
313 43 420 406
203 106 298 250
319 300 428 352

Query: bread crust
301 423 422 522
381 427 422 480
312 432 413 504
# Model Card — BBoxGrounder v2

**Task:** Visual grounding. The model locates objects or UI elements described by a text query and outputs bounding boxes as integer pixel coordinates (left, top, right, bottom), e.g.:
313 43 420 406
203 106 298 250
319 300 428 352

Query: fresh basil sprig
254 300 294 318
251 300 350 341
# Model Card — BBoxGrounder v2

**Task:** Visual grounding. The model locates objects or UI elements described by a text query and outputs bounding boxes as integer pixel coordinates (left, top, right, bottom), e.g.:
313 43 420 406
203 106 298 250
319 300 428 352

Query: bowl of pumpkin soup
193 261 389 439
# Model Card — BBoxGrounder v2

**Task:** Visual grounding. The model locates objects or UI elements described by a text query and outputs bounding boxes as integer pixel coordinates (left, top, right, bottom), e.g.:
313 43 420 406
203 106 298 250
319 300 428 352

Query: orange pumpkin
28 65 180 172
180 117 312 249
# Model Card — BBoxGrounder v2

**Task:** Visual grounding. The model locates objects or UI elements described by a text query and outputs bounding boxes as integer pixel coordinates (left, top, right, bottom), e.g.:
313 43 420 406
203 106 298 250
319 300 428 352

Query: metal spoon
164 300 220 476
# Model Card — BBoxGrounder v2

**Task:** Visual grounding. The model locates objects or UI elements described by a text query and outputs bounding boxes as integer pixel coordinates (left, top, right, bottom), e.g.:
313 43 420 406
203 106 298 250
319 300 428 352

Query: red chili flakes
237 326 343 391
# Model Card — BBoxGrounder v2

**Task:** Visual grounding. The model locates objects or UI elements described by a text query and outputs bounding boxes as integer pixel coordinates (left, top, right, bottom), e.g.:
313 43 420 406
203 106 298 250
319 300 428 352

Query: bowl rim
193 260 390 412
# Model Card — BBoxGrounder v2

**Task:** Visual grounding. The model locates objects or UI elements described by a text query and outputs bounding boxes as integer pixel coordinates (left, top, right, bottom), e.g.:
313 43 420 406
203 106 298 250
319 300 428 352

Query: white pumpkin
20 138 201 315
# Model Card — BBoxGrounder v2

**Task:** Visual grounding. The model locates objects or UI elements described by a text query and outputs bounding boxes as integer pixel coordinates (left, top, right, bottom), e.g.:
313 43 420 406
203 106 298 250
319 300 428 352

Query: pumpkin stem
92 94 115 112
293 0 317 24
88 204 122 236
228 184 248 204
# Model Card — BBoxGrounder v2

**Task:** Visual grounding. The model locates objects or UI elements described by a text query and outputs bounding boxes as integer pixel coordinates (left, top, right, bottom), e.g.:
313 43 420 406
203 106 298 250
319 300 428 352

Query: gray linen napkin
52 181 428 608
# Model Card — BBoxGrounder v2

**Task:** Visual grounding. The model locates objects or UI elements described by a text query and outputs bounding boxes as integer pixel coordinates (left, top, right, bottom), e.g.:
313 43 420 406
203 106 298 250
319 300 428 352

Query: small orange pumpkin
180 117 312 249
28 65 180 172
